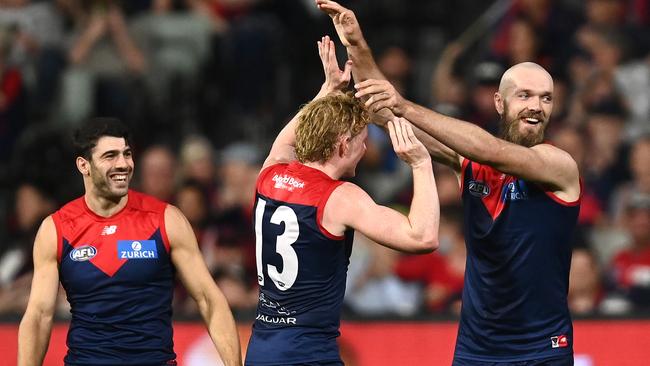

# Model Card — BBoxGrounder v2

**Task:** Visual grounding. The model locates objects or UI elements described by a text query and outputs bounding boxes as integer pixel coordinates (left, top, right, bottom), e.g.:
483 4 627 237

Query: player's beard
499 102 548 147
90 163 132 201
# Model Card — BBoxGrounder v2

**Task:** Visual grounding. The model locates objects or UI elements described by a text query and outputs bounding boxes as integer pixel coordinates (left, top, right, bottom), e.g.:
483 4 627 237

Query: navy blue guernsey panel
454 160 580 363
245 162 353 366
53 191 176 366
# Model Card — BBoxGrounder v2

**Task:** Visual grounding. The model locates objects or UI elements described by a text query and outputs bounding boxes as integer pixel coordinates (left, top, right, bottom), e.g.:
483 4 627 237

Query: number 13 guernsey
246 162 354 365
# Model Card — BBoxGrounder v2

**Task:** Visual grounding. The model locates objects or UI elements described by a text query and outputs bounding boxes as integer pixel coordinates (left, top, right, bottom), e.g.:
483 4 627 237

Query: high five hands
355 79 407 116
316 0 365 48
318 35 353 94
387 117 431 168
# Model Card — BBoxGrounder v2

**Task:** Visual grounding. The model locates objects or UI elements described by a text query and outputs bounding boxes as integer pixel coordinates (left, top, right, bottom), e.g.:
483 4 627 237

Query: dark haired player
18 118 241 366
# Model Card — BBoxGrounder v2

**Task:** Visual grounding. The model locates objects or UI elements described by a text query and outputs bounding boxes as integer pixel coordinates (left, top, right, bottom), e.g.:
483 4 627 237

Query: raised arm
106 5 146 73
165 205 242 366
355 79 580 200
18 216 60 366
69 14 107 65
325 118 439 253
371 110 462 171
316 0 382 81
316 0 461 172
262 35 352 170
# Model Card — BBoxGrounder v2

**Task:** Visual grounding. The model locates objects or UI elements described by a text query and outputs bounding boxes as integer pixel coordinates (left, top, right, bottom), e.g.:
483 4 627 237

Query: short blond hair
295 93 369 163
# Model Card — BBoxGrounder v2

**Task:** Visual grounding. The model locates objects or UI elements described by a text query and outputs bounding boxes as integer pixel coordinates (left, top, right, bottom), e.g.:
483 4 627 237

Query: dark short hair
73 117 131 159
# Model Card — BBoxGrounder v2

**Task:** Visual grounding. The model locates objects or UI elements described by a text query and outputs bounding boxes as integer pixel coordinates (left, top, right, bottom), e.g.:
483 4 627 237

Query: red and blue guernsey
454 159 581 364
245 162 354 366
52 190 176 366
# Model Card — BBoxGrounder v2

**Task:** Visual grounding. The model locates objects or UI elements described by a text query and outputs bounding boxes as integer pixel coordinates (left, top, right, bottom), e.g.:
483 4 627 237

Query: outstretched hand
387 117 430 168
318 35 352 94
355 79 407 116
316 0 364 47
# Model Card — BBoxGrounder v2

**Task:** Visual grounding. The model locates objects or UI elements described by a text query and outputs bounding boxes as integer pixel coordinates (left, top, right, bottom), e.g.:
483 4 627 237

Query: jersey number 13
255 198 299 291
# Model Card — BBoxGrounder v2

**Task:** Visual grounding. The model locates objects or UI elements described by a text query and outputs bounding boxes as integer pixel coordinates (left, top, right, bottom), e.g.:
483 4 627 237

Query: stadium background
0 0 649 365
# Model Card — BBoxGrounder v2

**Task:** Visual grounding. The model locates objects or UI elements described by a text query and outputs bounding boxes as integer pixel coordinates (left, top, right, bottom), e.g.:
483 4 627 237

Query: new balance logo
101 225 117 235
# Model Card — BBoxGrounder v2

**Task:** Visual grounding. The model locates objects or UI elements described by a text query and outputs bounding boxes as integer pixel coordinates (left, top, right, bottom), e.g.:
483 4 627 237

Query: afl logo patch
70 246 97 261
468 180 490 197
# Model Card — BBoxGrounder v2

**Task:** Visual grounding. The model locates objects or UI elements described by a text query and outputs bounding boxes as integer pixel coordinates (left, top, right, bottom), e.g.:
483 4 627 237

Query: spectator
376 44 413 101
212 208 258 312
179 135 219 209
130 0 214 126
568 247 603 315
611 136 650 224
0 182 55 315
550 126 604 226
430 42 467 118
175 179 219 271
500 16 549 68
490 0 578 74
583 0 627 28
0 24 25 159
190 0 254 30
137 144 177 203
583 103 629 212
614 53 650 139
433 164 462 209
58 0 146 126
465 60 503 134
607 193 650 310
566 28 631 127
173 179 222 315
344 232 421 317
216 141 259 212
354 124 411 204
211 142 261 311
395 208 465 314
0 0 65 118
173 178 257 313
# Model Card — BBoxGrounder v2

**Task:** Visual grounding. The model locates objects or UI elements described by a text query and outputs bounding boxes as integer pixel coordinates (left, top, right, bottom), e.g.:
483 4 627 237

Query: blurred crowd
0 0 649 320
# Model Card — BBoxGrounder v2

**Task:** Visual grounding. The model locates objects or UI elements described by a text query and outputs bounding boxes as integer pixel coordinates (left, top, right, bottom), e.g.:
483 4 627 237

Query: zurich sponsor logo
118 240 158 259
70 245 97 261
468 180 490 197
503 180 529 201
